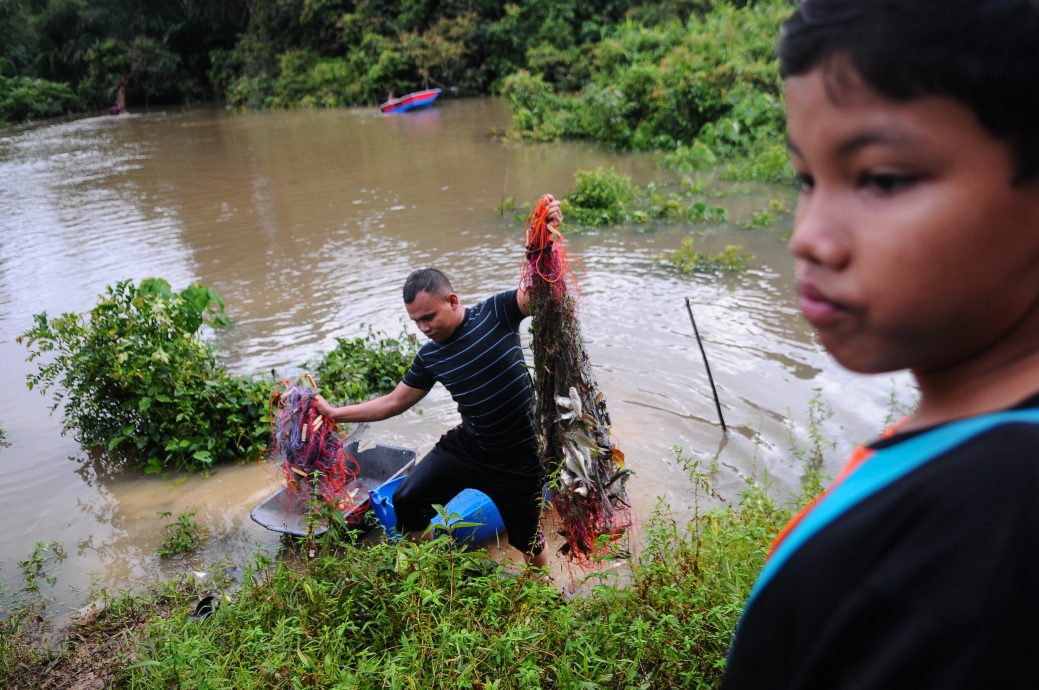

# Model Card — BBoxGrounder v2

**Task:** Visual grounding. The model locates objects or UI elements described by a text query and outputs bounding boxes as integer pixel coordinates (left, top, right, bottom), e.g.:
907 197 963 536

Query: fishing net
523 196 632 562
268 376 363 511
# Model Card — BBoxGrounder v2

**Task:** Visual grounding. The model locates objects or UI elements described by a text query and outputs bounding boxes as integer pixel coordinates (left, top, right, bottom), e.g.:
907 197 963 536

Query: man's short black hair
778 0 1039 183
403 268 453 304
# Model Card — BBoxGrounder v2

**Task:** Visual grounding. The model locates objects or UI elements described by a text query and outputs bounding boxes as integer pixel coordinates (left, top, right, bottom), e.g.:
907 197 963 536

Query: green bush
740 198 790 230
0 75 79 123
563 168 637 226
19 278 270 473
555 168 728 228
312 330 418 403
506 2 796 182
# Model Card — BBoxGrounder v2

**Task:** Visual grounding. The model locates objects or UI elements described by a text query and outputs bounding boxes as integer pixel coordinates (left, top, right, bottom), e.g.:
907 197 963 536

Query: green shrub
563 168 637 226
553 168 728 228
740 198 790 230
19 278 270 473
311 330 418 403
506 2 796 182
0 75 79 123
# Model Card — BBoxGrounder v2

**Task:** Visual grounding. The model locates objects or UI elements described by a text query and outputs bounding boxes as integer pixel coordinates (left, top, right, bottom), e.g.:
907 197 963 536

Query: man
313 196 562 567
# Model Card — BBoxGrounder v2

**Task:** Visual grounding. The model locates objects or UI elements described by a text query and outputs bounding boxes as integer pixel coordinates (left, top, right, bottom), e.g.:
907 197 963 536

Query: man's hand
310 383 427 424
312 394 337 420
544 194 563 234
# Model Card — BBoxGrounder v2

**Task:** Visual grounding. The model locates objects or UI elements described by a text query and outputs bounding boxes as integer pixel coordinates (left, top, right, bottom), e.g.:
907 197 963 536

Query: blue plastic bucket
368 476 505 548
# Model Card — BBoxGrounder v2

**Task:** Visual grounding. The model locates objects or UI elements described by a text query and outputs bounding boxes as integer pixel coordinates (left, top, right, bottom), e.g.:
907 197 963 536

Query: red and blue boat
380 88 442 114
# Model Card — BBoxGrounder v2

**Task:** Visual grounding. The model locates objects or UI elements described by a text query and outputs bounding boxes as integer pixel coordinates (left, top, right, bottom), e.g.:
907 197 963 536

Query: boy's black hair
778 0 1039 183
402 268 453 304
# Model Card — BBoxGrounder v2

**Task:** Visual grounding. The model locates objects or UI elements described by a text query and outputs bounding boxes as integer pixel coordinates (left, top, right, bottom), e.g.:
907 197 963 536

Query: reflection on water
0 99 909 610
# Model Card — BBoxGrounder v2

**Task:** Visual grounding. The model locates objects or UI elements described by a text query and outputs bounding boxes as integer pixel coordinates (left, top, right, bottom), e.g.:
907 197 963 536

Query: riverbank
1 484 790 689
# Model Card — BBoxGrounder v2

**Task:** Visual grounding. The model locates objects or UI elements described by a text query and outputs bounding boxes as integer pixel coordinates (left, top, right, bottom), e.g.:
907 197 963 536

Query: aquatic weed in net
523 196 632 563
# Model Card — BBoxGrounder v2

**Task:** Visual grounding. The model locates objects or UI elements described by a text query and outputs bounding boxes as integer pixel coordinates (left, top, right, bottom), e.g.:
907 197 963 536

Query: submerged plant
17 541 66 593
562 167 637 226
156 510 207 558
659 237 753 276
741 198 790 230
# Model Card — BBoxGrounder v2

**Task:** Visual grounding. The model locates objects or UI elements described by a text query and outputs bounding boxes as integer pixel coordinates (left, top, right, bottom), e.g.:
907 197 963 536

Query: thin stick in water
685 297 727 433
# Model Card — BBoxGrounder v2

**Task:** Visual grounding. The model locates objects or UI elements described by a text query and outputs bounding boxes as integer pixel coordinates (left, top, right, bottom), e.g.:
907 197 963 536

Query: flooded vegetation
0 3 930 685
0 95 905 611
0 0 920 673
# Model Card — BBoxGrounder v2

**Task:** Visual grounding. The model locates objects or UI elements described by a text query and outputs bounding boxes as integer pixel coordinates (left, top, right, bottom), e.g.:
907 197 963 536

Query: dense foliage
0 0 248 122
0 74 78 122
209 0 696 110
18 278 416 474
504 1 793 181
19 278 270 473
311 330 417 403
0 0 789 144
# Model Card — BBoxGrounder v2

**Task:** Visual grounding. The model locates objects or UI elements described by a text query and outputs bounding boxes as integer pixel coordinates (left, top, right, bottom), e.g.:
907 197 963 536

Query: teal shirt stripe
746 408 1039 610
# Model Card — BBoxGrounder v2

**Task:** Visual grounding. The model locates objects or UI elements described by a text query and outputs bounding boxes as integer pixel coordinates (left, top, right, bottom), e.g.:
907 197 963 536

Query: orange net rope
523 196 632 562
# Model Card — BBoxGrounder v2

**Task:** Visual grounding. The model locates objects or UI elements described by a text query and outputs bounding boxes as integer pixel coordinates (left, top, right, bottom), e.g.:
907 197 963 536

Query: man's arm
517 193 563 317
312 381 428 424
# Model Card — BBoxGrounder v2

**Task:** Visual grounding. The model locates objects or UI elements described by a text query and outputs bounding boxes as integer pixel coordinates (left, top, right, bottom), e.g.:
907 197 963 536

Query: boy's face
785 64 1039 377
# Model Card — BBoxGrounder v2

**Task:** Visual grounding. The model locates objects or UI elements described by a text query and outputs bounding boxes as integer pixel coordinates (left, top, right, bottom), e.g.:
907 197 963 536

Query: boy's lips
796 280 846 327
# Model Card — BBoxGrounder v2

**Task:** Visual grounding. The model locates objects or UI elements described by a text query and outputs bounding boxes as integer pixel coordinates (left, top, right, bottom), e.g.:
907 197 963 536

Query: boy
723 1 1039 687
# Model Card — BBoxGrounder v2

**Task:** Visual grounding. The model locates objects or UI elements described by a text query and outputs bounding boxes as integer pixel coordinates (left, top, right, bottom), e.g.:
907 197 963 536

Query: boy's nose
788 193 851 271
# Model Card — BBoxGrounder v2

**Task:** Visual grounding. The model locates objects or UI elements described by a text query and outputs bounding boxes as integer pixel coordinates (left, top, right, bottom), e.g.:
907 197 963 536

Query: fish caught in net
523 196 632 561
269 376 362 510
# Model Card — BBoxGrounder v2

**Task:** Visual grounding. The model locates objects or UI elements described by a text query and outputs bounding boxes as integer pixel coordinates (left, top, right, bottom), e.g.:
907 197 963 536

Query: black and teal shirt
403 290 535 451
723 395 1039 689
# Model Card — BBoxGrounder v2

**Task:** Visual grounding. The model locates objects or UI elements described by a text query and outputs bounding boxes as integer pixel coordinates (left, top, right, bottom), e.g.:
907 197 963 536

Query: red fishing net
523 196 632 562
268 377 363 511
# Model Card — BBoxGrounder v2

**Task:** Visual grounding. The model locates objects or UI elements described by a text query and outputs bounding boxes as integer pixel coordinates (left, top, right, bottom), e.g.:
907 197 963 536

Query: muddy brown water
0 98 909 610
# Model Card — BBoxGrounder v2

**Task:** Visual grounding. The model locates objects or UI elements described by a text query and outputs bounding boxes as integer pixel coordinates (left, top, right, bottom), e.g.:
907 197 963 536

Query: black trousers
392 426 545 554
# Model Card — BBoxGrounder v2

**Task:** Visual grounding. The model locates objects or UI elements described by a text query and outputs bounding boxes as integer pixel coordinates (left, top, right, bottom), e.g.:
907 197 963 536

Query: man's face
785 64 1039 377
405 289 460 343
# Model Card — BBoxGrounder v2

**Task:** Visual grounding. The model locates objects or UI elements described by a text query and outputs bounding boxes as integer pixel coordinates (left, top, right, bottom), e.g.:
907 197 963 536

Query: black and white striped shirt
403 290 535 450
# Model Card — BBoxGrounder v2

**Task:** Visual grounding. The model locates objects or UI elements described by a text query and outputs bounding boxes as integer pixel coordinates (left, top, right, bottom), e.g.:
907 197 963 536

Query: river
0 98 910 611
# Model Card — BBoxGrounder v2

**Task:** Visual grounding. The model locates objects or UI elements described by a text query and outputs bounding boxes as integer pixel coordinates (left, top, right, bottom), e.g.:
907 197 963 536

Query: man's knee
392 480 434 533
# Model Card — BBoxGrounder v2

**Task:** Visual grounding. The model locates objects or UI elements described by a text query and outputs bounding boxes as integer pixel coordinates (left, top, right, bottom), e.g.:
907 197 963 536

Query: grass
0 486 789 689
3 391 874 689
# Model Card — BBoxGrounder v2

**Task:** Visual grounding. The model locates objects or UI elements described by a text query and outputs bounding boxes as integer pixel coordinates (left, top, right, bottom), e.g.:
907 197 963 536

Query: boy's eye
794 172 814 193
860 172 915 194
